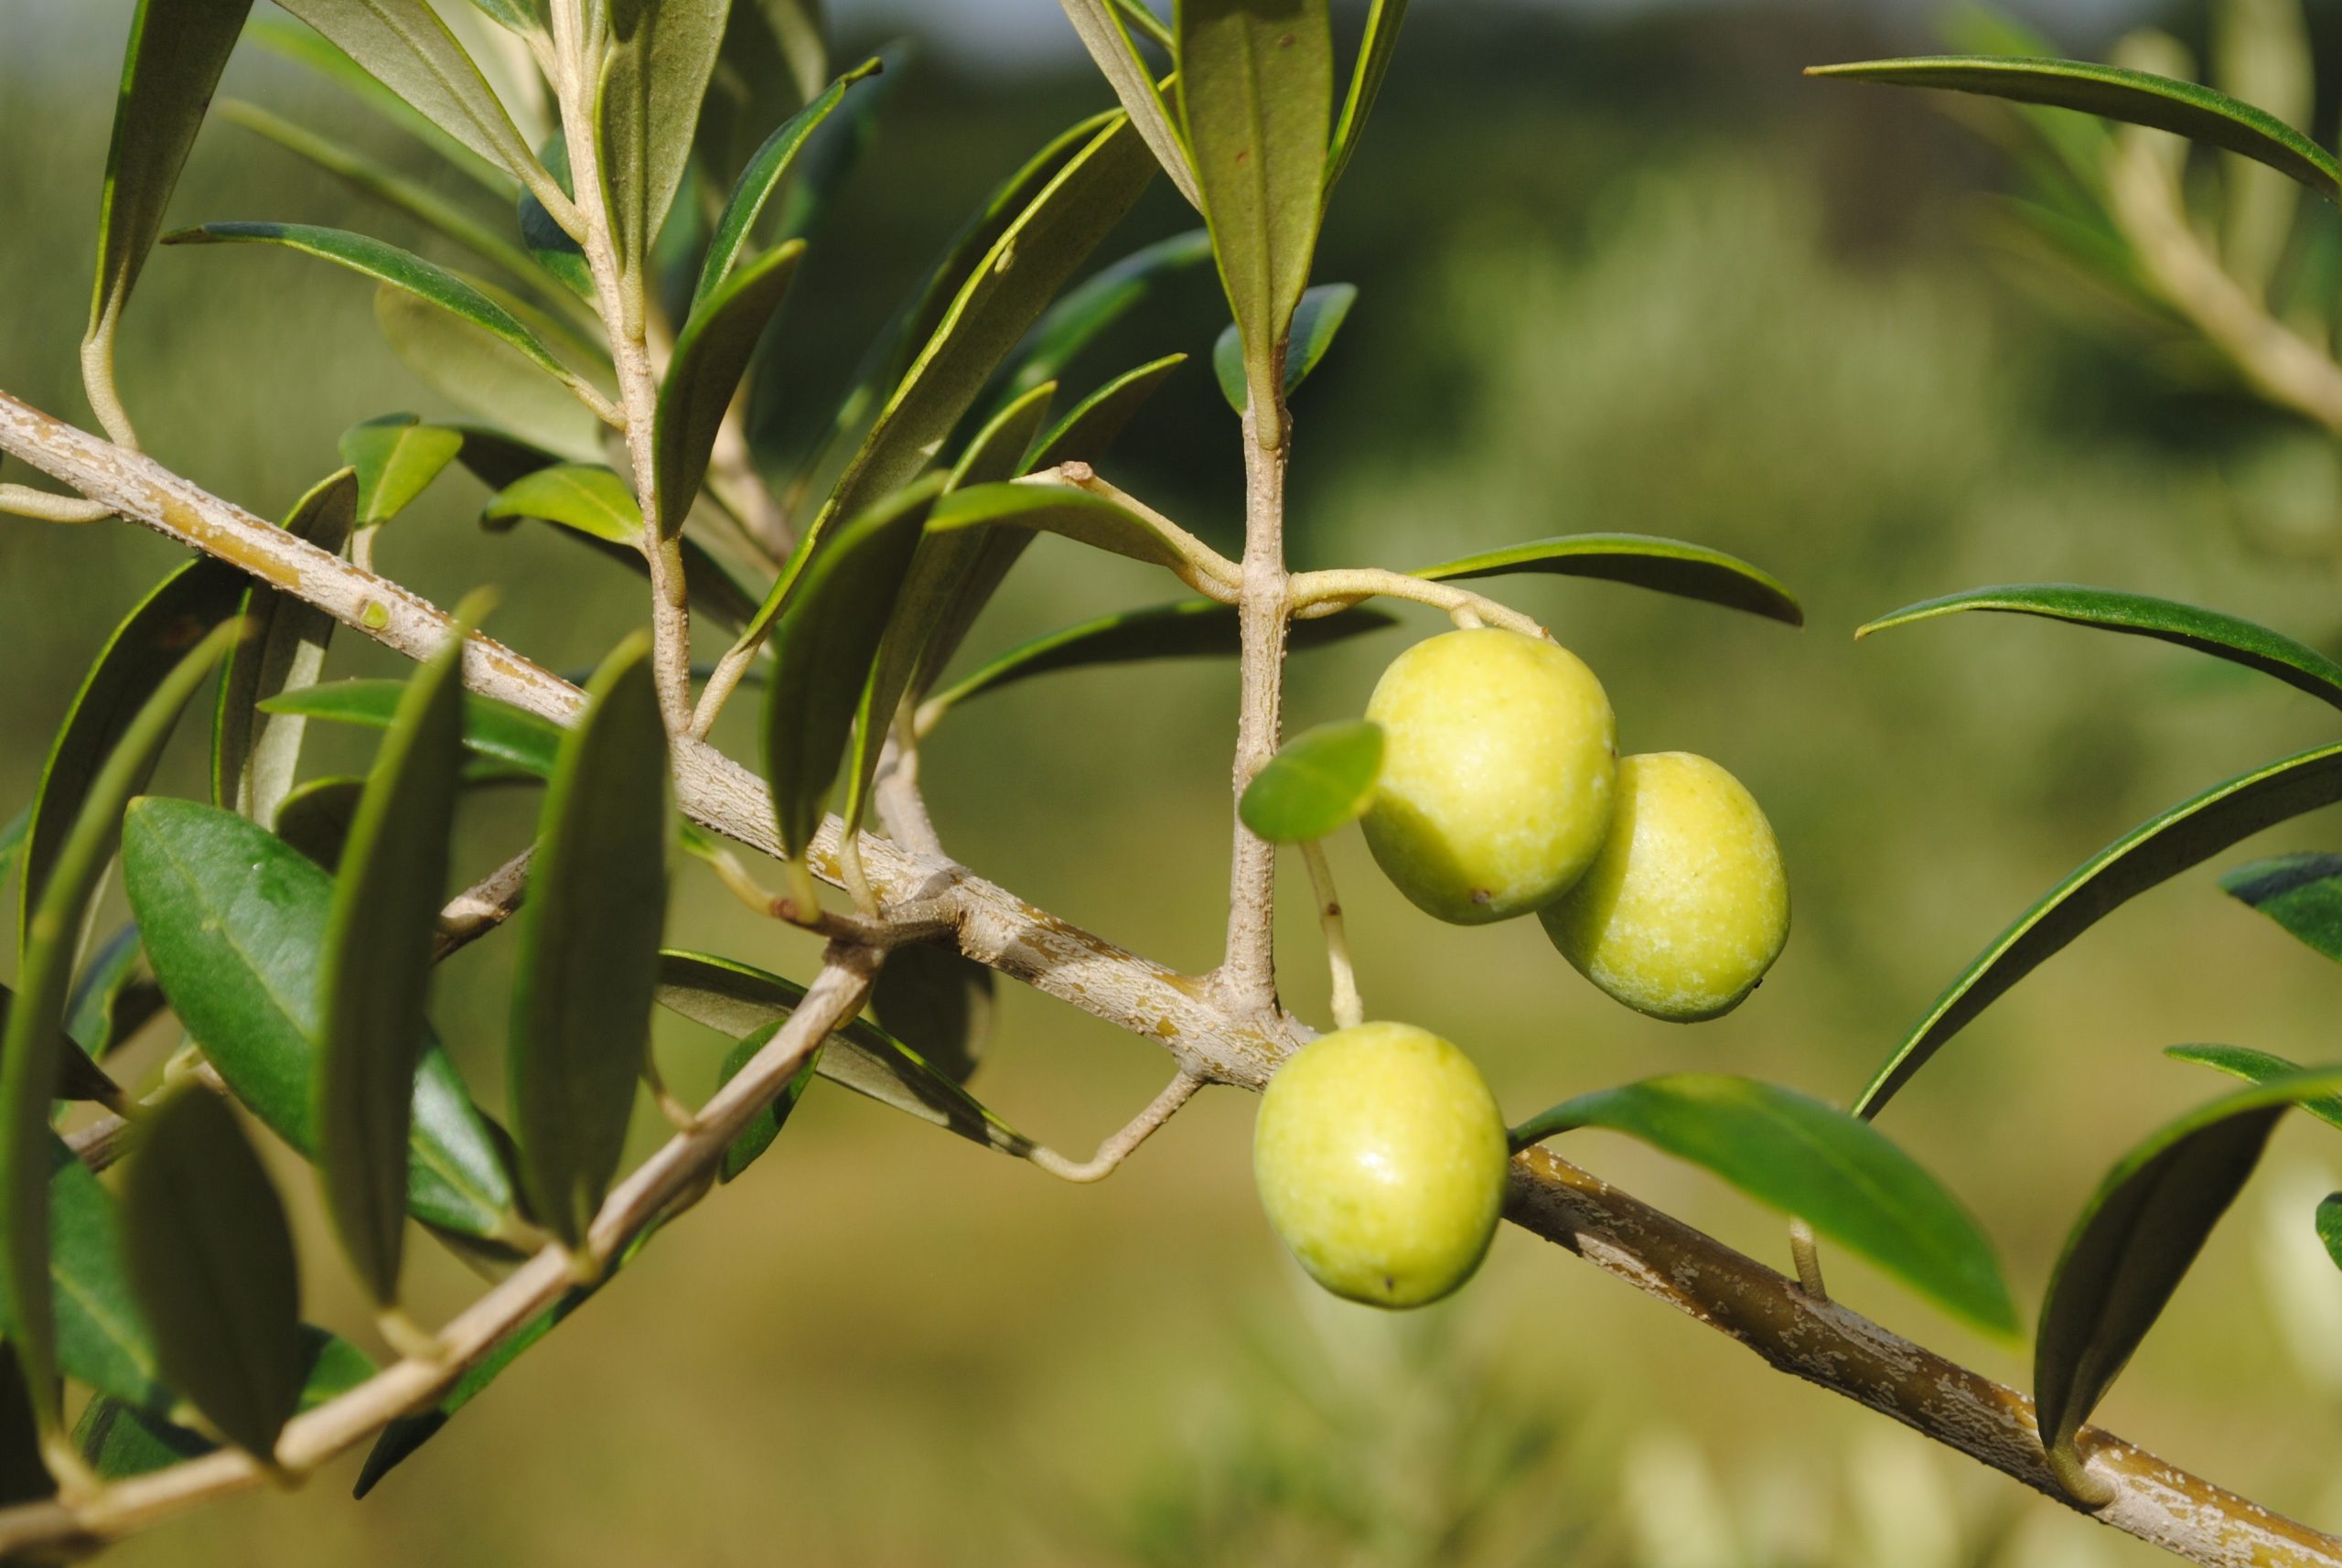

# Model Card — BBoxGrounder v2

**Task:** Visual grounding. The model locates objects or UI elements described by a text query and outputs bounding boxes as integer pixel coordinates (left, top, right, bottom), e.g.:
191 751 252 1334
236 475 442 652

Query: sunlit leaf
122 1087 304 1458
340 414 464 527
509 636 671 1248
601 0 731 274
264 679 563 777
1513 1074 2016 1334
1026 352 1185 470
926 480 1204 575
122 800 519 1240
1858 585 2342 712
483 464 640 543
694 58 880 311
1807 54 2342 203
1327 0 1409 193
1 624 236 1434
1240 720 1383 843
715 1023 821 1182
1854 742 2342 1119
1213 281 1354 412
2221 853 2342 963
1059 0 1199 207
657 242 807 534
1416 533 1804 628
374 285 607 462
2165 1043 2342 1128
993 229 1211 409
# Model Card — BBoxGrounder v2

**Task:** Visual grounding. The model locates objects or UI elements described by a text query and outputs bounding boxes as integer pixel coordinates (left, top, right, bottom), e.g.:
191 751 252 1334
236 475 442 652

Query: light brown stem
1026 1070 1203 1183
1217 405 1290 1015
1297 840 1362 1030
432 848 533 962
1287 567 1547 638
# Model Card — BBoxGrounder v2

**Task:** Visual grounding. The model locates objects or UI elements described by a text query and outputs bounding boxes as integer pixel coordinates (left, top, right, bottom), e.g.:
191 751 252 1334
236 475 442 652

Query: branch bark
1218 404 1291 1015
0 386 2335 1568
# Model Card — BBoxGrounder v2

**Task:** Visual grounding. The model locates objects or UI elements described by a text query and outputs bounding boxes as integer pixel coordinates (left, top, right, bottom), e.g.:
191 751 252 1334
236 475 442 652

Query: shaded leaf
509 636 671 1248
1416 533 1804 628
264 679 564 777
2165 1043 2342 1129
1858 585 2342 712
0 1350 51 1505
601 0 732 274
2222 853 2342 963
1 980 126 1111
1854 742 2342 1119
1213 280 1355 412
317 618 470 1305
716 1023 821 1181
121 800 518 1240
516 131 591 302
272 777 367 870
1327 0 1409 193
926 480 1205 575
122 1087 304 1458
997 231 1211 407
340 415 464 526
1026 352 1185 470
374 285 607 462
869 943 992 1087
63 927 161 1069
694 57 880 311
0 1133 165 1412
76 1326 374 1480
1807 55 2342 204
1240 720 1383 843
763 478 944 860
1513 1075 2015 1334
1 623 236 1433
657 241 807 534
2320 1195 2342 1273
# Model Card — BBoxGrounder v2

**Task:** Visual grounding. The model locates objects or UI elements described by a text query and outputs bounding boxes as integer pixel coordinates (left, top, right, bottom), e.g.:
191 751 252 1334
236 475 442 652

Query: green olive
1252 1021 1510 1308
1361 628 1617 925
1539 751 1789 1022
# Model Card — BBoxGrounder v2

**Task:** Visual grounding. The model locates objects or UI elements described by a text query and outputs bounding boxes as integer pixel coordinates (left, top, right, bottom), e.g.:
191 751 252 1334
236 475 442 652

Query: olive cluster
1254 628 1789 1309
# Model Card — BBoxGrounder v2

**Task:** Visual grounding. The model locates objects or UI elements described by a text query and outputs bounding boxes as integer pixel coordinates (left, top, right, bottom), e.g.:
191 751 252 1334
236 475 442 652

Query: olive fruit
1538 751 1789 1022
1361 628 1617 925
1252 1021 1510 1308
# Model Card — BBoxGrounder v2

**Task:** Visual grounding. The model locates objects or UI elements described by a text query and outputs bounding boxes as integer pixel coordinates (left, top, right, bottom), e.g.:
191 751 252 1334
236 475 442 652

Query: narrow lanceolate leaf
271 0 558 205
63 928 161 1069
694 58 880 311
2 625 239 1433
167 223 580 384
1177 0 1335 433
242 14 515 199
340 415 464 526
657 952 1041 1156
1513 1075 2016 1335
2034 1069 2342 1474
121 1088 304 1459
0 807 25 901
1327 0 1408 193
510 637 671 1248
870 944 992 1087
738 112 1157 651
0 1133 165 1412
272 778 365 870
1855 742 2342 1120
657 242 807 534
86 0 257 347
1806 56 2342 205
22 558 247 955
926 481 1207 575
764 478 945 860
76 1327 373 1480
601 0 732 274
1240 720 1383 843
483 464 641 543
2221 854 2342 963
374 286 606 463
122 800 518 1240
265 680 564 777
2165 1043 2342 1129
214 468 360 822
1857 586 2342 713
1026 353 1186 470
1059 0 1201 208
1416 534 1804 628
317 619 470 1306
715 1023 821 1181
994 230 1213 407
1213 280 1354 412
919 598 1394 732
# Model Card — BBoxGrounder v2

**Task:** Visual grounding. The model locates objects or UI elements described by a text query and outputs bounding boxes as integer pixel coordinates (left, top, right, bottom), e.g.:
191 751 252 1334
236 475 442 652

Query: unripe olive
1252 1021 1510 1308
1538 751 1789 1022
1361 628 1617 925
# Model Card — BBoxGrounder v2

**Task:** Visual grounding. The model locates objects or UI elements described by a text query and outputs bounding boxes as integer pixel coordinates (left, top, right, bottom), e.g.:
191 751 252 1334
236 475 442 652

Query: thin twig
1297 840 1362 1030
432 848 533 962
1026 1070 1203 1183
0 485 109 523
1287 567 1547 638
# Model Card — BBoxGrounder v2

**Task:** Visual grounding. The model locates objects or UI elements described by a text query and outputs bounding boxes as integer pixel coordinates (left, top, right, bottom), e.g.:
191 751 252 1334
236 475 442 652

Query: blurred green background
13 0 2342 1563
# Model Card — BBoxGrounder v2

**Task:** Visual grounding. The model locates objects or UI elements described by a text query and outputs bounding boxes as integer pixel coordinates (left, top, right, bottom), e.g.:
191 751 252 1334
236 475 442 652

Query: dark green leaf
1026 352 1186 470
1239 720 1383 843
483 464 640 543
716 1024 821 1182
1806 55 2342 204
76 1326 374 1480
657 951 1038 1156
918 597 1394 731
1 1349 52 1504
264 679 564 778
1212 280 1355 412
993 229 1212 408
2165 1043 2342 1130
0 1133 166 1412
0 981 125 1110
763 478 945 860
601 0 731 274
22 558 248 956
869 942 993 1088
509 637 671 1248
1415 533 1804 628
373 285 607 462
694 58 880 311
1857 585 2342 712
1513 1075 2016 1334
87 0 257 350
272 777 365 871
2319 1196 2342 1273
122 1087 304 1458
1854 742 2342 1119
926 480 1205 575
214 468 360 823
121 800 519 1240
1060 0 1198 208
62 926 160 1069
657 241 807 534
317 619 469 1305
2221 854 2342 963
1177 0 1334 431
340 415 464 526
1 623 237 1433
1327 0 1408 193
0 807 25 905
2034 1069 2342 1472
167 223 583 388
516 132 592 303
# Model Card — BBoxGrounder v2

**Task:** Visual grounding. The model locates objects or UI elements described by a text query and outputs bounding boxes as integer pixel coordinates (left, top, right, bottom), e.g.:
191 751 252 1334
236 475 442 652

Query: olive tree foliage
0 1 2337 1564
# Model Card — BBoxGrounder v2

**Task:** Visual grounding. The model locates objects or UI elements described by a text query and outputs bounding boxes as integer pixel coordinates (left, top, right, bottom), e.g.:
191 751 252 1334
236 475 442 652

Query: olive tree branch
1288 567 1547 638
1218 404 1292 1015
0 387 2336 1567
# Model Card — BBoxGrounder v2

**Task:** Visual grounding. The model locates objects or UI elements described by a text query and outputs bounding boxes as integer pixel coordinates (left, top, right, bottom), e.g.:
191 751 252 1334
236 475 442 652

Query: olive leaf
509 635 671 1249
1058 0 1200 208
989 229 1213 412
1240 720 1383 843
0 1132 165 1412
656 241 807 535
715 1024 822 1182
1213 281 1355 412
600 0 732 275
340 415 465 527
1416 533 1804 628
925 481 1207 576
1327 0 1410 194
265 679 564 777
483 464 641 543
869 944 992 1088
242 14 515 199
1026 353 1186 470
75 1328 374 1481
694 57 881 311
374 286 607 463
2165 1043 2342 1127
2221 854 2342 964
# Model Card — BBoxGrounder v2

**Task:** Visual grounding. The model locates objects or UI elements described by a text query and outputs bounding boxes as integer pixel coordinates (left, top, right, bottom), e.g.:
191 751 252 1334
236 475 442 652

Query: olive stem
1286 568 1546 639
1026 1070 1204 1183
1218 403 1293 1015
1299 839 1364 1030
1787 1217 1828 1301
